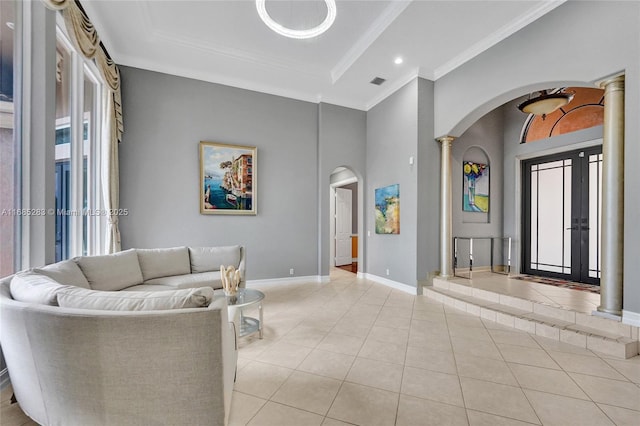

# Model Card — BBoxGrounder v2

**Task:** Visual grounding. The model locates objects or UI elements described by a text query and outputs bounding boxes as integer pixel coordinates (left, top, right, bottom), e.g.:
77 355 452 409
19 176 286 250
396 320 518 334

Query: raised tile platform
424 276 639 359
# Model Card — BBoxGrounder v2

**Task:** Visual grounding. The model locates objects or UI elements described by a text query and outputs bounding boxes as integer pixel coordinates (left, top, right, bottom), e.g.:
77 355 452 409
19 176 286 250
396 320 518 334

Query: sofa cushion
189 246 241 273
57 286 215 311
10 273 69 305
140 272 222 290
33 260 91 289
74 249 144 291
136 247 191 281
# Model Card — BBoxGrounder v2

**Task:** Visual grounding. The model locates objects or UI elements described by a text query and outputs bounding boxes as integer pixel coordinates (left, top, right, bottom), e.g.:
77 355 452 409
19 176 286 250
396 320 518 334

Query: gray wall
119 67 320 280
318 103 367 275
366 80 419 287
435 1 640 316
451 107 505 268
416 78 439 282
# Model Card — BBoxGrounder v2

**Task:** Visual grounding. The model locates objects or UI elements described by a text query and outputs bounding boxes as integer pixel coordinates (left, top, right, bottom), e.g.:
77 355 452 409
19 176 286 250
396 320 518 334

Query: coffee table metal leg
258 302 263 339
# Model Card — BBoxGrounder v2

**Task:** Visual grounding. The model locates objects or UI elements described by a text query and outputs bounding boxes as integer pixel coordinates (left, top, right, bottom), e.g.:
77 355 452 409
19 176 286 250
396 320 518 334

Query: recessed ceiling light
256 0 337 40
394 57 404 65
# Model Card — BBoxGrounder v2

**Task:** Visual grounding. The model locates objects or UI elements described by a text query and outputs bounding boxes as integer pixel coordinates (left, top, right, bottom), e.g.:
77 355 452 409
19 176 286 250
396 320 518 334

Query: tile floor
2 268 639 425
446 271 601 314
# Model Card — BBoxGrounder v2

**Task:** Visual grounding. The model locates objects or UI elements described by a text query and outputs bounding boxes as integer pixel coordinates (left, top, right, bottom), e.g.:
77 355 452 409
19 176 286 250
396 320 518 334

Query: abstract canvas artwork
463 161 489 212
375 184 400 234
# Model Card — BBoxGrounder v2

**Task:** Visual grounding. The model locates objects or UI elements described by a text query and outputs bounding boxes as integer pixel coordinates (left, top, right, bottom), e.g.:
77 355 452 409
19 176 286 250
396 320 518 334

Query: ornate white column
598 75 625 316
438 136 455 278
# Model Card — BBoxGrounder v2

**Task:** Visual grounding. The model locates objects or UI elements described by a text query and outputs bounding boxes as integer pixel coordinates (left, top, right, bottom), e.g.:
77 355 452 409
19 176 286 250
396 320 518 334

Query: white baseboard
357 272 366 279
363 273 417 295
246 275 326 286
622 309 640 327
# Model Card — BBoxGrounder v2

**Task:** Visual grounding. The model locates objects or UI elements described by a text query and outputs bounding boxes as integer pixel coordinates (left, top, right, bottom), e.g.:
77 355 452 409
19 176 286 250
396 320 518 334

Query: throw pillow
57 286 215 311
10 273 68 305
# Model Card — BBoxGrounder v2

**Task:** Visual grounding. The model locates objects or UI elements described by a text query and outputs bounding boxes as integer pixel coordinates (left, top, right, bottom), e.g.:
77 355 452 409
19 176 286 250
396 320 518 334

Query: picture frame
375 184 400 234
463 161 489 212
199 141 257 215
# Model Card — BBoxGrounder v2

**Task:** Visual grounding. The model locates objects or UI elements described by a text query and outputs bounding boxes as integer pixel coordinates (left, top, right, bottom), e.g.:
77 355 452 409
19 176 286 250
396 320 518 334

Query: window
54 18 104 261
0 0 20 276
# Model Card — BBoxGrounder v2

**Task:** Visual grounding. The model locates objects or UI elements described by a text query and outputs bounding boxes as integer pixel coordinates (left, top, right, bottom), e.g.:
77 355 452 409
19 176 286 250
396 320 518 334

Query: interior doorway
522 146 602 285
330 167 359 274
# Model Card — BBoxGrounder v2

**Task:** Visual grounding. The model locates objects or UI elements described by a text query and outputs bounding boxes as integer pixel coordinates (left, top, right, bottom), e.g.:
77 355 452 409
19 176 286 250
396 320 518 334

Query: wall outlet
289 268 294 275
386 269 390 276
367 230 371 237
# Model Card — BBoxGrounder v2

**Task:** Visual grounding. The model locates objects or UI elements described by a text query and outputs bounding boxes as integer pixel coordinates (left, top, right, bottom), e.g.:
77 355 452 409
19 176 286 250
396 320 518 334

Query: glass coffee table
219 288 264 339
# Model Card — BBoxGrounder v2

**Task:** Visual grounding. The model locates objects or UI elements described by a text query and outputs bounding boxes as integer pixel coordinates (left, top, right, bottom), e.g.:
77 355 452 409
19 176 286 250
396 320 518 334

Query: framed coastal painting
375 184 400 234
199 141 257 215
463 161 489 212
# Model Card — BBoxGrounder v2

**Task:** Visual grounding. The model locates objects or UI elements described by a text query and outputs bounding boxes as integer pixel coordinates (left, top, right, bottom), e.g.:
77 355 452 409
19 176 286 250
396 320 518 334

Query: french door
522 146 602 285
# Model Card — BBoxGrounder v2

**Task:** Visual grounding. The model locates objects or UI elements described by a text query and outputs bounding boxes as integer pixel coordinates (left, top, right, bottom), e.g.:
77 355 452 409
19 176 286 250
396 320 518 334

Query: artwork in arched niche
462 147 489 213
521 87 604 143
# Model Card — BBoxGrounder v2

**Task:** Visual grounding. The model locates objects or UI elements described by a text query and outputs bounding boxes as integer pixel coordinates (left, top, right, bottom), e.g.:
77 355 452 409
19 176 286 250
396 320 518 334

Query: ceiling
82 0 565 111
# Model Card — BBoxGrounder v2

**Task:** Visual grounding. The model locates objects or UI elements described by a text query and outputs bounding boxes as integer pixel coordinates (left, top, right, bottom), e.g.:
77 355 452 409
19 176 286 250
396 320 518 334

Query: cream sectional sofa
0 245 245 426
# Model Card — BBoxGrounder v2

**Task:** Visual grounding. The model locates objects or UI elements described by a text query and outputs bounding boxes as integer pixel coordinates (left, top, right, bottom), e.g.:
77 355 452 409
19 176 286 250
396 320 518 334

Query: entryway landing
424 272 639 359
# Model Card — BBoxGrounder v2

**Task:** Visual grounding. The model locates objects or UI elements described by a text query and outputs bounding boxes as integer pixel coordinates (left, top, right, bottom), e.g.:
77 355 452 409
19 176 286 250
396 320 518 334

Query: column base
595 306 622 318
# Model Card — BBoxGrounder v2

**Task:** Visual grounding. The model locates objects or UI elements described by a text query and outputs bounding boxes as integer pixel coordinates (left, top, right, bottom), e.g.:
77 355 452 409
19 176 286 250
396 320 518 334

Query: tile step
424 285 639 359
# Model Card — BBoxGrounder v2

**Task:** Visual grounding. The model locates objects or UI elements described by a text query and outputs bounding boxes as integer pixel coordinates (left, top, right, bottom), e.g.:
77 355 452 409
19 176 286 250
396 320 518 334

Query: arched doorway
329 167 360 274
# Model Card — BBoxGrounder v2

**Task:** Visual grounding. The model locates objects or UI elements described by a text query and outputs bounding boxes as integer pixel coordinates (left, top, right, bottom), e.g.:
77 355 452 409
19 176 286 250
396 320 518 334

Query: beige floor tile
238 336 276 360
455 354 518 386
459 377 539 424
508 363 589 400
228 391 267 426
297 348 355 380
331 318 374 338
497 344 561 370
327 382 399 426
408 332 452 352
451 337 503 360
233 361 294 399
271 371 341 415
281 326 328 348
317 332 366 356
401 366 464 407
487 329 541 349
448 324 494 342
405 345 457 374
547 351 627 380
321 417 356 426
374 312 412 329
396 394 468 426
346 357 404 392
412 309 447 323
256 340 313 369
533 336 598 356
379 305 413 320
466 409 538 426
569 372 640 411
446 314 487 329
524 389 614 426
367 325 409 346
247 401 324 426
597 403 640 426
601 356 640 384
358 337 407 365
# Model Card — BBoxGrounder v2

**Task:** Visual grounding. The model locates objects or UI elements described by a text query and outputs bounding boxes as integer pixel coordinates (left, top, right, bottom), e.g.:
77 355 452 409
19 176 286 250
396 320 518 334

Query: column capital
437 135 456 146
599 75 625 92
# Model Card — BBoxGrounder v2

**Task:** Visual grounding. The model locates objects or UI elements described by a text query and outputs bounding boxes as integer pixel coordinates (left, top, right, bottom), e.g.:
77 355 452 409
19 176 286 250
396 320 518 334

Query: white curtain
42 0 123 253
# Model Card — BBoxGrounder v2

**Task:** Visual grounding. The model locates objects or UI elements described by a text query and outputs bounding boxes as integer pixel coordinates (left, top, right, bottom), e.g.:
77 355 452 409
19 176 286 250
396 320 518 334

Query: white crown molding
365 68 420 110
116 54 324 105
363 273 417 295
432 0 566 80
330 0 413 83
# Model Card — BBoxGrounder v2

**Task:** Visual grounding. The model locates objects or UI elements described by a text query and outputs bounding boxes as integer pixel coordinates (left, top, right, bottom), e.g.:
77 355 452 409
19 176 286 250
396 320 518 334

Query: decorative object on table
220 265 241 296
463 161 489 212
200 141 257 215
375 184 400 234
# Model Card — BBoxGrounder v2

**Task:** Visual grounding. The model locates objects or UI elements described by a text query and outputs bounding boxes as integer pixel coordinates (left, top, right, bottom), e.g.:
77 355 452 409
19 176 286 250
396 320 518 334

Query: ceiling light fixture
517 89 574 120
256 0 337 40
394 57 403 65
